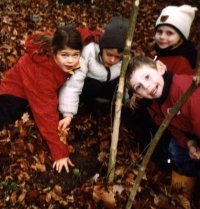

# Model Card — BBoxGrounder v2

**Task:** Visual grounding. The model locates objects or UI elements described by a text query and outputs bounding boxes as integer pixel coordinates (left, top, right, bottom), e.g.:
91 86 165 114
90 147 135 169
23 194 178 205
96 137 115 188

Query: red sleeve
77 27 101 45
148 103 189 148
168 127 188 148
182 87 200 139
25 32 52 54
165 76 200 148
21 57 69 160
158 56 194 75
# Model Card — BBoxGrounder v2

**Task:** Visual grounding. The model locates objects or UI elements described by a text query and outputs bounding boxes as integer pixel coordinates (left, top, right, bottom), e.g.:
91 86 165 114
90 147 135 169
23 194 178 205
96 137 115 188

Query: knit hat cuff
99 37 126 50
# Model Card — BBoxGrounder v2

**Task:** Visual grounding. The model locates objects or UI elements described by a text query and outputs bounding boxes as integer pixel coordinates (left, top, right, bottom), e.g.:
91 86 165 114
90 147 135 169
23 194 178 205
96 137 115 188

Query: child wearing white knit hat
156 5 197 40
154 4 197 74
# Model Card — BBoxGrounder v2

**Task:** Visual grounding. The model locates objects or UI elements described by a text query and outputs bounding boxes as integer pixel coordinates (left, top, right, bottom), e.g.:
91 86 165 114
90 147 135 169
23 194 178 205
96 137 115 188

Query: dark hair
52 25 83 54
126 56 156 91
32 25 83 56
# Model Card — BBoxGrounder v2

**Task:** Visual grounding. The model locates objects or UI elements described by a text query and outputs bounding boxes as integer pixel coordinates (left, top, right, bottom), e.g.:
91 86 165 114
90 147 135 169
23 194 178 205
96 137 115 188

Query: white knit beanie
156 5 197 39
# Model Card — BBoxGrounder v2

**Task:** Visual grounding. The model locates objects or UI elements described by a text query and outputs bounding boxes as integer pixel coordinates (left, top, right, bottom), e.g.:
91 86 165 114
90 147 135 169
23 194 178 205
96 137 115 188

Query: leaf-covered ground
0 0 200 208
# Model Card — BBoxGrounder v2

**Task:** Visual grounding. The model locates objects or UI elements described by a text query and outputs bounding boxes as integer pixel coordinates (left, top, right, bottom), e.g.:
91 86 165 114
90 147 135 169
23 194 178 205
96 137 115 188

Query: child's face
54 47 81 74
155 25 182 49
129 65 165 99
102 48 122 67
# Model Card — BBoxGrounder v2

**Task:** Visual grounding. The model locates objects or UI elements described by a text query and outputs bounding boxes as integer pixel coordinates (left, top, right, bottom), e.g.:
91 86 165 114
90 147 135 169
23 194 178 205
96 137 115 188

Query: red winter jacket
154 40 197 75
148 74 200 148
158 56 194 75
0 33 70 160
77 27 101 45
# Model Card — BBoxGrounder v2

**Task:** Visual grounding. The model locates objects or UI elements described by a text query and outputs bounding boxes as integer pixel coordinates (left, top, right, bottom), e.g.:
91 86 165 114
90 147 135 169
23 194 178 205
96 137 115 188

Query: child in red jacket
126 56 200 202
0 25 83 173
154 4 197 74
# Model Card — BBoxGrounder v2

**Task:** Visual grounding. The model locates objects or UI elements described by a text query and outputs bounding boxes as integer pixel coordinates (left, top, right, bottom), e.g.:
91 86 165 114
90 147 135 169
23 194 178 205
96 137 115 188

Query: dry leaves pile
0 0 200 208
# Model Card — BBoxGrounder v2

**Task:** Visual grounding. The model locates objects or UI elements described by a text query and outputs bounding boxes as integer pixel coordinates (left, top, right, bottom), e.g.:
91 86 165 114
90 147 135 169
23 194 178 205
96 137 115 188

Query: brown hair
32 25 83 56
126 56 156 91
51 25 83 54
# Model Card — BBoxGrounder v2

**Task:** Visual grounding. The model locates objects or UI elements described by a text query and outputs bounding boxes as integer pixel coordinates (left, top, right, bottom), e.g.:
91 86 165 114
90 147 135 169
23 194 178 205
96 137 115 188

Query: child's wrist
63 113 74 118
187 140 198 149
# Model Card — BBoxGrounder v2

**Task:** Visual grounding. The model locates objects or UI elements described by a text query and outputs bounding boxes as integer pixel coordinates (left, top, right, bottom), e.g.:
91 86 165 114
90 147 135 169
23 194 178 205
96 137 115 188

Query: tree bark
107 0 141 183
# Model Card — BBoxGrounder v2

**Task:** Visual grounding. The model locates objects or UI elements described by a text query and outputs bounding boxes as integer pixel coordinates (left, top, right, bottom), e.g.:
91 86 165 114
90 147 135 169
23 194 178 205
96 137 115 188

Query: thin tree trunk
107 0 141 184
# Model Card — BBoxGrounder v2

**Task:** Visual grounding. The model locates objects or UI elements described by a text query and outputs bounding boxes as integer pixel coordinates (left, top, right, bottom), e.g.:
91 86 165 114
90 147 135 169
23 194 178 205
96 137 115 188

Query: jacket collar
155 40 197 68
156 71 173 104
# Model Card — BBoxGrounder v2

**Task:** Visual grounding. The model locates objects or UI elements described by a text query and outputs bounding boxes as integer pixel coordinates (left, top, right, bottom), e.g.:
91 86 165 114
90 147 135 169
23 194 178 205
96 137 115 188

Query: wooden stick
107 0 141 183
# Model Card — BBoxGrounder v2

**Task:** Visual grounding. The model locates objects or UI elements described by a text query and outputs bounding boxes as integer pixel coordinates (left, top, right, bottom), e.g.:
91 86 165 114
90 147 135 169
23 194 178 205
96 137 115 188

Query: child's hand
53 157 74 173
187 140 200 160
58 117 72 131
129 94 140 109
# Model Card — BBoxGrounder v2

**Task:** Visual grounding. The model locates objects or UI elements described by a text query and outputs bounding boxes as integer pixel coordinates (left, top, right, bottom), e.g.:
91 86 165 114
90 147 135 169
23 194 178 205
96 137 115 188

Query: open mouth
64 66 74 71
150 86 158 97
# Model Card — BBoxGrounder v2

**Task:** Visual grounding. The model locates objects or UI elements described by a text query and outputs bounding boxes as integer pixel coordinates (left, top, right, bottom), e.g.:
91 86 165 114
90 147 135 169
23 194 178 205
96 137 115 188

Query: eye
106 52 112 57
166 31 173 36
115 55 122 60
135 84 141 92
156 29 163 35
60 53 69 57
73 53 80 58
145 74 149 80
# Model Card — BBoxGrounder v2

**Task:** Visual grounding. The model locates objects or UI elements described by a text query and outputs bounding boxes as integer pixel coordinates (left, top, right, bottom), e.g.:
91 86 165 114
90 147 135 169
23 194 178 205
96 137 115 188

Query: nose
160 32 166 39
109 56 117 64
143 81 150 91
66 56 74 63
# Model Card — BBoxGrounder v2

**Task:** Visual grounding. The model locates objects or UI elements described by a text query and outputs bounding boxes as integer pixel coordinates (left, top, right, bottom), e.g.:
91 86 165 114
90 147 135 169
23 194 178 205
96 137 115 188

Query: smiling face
129 64 165 99
54 47 81 74
101 48 123 67
155 25 183 49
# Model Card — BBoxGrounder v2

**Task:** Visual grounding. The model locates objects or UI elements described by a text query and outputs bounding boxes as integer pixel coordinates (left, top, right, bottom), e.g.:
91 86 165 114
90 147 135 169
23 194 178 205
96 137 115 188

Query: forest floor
0 0 200 208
